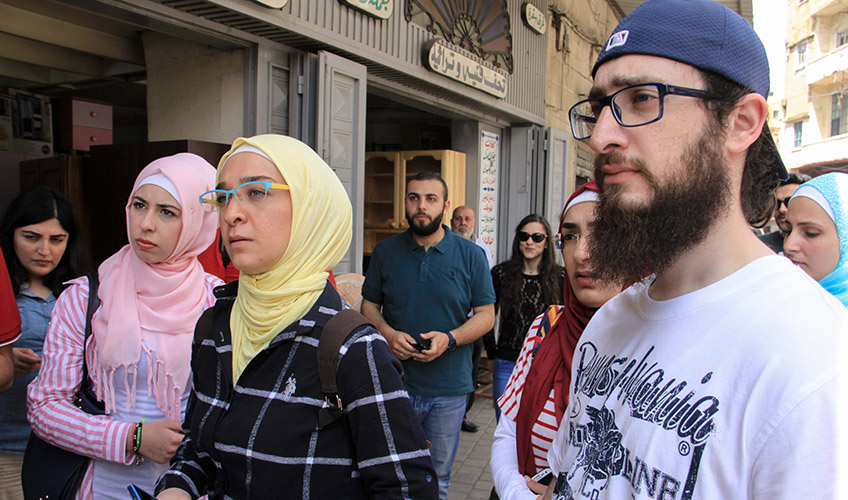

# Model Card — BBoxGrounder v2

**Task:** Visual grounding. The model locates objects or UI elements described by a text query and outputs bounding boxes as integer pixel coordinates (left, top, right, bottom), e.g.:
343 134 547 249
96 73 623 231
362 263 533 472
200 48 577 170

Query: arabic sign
522 3 546 35
342 0 393 19
252 0 289 8
423 39 507 99
478 131 500 259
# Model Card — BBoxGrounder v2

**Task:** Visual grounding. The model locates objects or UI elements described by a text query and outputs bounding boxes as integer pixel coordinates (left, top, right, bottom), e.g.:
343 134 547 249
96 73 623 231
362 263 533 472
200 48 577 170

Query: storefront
0 0 559 271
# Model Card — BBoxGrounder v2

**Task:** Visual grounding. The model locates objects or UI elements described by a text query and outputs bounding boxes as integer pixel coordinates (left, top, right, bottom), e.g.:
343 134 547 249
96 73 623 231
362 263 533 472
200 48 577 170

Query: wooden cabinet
364 149 465 254
19 155 88 241
53 98 113 152
85 140 230 264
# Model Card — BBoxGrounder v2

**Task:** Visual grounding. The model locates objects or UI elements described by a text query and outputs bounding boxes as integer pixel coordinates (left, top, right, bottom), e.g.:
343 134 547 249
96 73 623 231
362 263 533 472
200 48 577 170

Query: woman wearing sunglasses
484 214 563 420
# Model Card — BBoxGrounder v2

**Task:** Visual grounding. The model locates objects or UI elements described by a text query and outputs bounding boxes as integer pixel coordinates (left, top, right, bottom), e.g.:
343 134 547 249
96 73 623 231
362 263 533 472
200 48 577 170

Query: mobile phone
127 484 158 500
412 339 431 352
530 467 552 483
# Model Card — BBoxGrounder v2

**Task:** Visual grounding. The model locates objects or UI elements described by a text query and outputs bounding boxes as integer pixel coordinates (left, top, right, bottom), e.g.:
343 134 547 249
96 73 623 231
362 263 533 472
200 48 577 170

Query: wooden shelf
364 149 465 254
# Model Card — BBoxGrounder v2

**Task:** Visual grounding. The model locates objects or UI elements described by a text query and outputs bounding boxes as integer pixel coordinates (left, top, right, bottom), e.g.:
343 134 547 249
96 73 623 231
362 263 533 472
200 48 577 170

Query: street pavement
447 390 498 500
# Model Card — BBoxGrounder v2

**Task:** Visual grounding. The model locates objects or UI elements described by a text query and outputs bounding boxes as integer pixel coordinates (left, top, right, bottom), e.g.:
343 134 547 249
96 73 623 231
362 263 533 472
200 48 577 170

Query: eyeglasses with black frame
518 231 547 243
199 181 290 212
554 232 582 250
569 83 714 140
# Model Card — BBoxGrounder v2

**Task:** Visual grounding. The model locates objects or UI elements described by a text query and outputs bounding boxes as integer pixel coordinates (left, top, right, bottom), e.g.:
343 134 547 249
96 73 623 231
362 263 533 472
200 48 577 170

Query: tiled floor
447 391 498 500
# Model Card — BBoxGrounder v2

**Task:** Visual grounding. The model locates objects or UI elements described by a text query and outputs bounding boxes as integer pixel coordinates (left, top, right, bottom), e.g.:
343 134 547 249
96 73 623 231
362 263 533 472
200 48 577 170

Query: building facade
782 0 848 175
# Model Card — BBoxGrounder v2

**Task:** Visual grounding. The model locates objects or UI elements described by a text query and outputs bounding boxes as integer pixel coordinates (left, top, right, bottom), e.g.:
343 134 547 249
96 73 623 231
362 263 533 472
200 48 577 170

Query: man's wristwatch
444 331 457 351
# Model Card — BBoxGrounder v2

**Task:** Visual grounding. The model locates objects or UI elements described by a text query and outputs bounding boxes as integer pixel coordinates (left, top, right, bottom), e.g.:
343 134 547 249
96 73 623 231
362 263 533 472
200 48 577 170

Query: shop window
794 121 803 148
405 0 513 73
832 92 848 136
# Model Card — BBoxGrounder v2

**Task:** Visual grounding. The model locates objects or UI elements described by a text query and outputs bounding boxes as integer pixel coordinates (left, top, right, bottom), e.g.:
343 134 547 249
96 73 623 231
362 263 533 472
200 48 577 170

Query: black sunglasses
518 231 547 243
776 197 792 210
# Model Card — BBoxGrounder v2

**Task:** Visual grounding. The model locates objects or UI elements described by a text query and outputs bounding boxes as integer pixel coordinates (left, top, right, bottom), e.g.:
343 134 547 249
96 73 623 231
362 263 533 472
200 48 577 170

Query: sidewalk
447 393 498 500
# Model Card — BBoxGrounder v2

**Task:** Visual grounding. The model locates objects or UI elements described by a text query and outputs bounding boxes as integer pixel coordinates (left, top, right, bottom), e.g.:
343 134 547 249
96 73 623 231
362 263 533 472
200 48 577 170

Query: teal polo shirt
362 226 496 396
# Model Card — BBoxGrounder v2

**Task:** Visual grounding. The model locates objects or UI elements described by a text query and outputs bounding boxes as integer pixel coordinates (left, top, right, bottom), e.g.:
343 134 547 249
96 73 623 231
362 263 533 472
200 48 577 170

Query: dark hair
0 187 92 296
781 173 811 187
699 69 782 228
408 172 448 200
498 214 561 316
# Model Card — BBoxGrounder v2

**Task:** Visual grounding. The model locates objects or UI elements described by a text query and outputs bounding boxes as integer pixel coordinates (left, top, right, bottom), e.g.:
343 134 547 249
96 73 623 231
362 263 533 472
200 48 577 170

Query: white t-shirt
548 256 848 500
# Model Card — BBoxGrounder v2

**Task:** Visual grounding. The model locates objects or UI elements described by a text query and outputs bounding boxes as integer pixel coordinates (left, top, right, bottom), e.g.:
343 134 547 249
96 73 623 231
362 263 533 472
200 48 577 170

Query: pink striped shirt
497 306 564 472
26 274 221 499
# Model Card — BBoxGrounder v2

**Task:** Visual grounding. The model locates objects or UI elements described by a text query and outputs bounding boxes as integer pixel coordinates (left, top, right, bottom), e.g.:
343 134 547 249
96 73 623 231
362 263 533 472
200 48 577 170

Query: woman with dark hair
0 187 91 500
484 214 563 420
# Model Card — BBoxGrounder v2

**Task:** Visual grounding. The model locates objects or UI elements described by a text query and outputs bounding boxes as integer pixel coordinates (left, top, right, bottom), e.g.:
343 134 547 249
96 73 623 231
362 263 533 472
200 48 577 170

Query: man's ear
443 200 451 217
726 93 768 154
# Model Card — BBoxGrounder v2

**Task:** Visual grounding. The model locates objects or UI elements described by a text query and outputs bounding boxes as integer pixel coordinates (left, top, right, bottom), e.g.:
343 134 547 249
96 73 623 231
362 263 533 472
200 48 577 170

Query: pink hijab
91 153 218 419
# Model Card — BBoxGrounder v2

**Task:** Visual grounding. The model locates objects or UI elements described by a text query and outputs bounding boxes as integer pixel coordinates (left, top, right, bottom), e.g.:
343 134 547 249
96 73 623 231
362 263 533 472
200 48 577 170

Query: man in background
450 205 494 433
758 173 811 254
362 173 495 500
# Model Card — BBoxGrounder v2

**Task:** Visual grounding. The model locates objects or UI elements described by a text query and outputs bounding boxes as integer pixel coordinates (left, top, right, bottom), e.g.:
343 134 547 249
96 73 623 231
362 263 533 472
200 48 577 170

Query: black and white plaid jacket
156 281 437 499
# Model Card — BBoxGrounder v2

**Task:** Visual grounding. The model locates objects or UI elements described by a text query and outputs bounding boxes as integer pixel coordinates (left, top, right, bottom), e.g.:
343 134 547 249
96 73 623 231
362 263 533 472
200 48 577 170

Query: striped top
26 274 220 499
497 305 565 472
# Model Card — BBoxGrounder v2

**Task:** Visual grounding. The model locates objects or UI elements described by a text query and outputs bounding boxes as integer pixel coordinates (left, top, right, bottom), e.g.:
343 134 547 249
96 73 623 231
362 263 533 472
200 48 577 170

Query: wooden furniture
363 149 465 254
19 154 88 242
53 98 113 152
85 140 230 264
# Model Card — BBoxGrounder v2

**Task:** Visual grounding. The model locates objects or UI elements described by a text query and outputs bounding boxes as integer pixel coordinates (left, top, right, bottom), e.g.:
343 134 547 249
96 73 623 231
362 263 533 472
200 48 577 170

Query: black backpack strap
194 308 215 345
79 273 100 394
316 309 372 429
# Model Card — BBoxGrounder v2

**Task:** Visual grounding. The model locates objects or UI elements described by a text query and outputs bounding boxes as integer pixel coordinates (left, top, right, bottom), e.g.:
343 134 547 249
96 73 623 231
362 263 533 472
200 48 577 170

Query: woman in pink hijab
27 153 223 499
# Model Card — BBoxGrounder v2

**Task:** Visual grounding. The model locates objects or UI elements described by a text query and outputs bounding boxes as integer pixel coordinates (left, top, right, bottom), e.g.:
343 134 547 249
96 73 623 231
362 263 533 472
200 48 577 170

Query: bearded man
362 172 495 500
541 1 848 499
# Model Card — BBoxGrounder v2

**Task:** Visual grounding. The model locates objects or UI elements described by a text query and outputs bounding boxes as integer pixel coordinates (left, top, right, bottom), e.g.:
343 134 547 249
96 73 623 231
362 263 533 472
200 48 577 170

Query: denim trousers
410 394 467 500
492 358 516 421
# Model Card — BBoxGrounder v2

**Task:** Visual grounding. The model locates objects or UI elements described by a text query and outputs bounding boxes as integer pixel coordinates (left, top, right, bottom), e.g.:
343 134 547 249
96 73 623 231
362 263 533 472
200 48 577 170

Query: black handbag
22 274 106 500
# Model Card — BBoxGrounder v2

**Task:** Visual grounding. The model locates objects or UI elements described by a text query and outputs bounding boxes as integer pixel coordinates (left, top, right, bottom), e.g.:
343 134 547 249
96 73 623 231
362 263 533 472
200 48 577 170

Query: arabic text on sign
424 39 507 99
343 0 393 19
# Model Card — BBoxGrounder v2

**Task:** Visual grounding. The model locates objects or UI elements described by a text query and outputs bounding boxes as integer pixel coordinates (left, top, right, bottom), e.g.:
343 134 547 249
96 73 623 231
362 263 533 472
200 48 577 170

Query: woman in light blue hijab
784 172 848 307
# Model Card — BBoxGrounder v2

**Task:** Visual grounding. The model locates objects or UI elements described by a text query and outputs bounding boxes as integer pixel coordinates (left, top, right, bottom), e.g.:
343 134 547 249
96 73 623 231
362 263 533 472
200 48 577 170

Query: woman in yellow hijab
156 135 437 499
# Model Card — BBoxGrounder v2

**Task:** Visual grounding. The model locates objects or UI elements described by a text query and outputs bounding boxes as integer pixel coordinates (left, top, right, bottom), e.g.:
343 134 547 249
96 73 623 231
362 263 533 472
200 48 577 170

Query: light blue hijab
790 172 848 307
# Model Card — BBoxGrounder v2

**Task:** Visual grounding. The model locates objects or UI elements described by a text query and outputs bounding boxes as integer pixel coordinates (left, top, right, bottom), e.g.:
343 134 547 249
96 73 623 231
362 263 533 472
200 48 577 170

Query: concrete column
143 32 245 143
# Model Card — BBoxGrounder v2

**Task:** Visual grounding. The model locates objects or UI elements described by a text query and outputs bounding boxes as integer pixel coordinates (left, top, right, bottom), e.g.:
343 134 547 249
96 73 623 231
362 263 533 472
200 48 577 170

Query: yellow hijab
218 135 352 381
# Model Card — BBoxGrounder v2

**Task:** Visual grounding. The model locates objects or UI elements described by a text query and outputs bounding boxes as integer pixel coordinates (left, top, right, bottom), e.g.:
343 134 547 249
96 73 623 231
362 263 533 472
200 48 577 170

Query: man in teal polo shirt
362 172 495 500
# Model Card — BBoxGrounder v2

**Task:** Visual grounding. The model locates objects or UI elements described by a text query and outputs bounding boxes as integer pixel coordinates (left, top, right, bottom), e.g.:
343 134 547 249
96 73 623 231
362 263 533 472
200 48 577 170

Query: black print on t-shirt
552 343 717 500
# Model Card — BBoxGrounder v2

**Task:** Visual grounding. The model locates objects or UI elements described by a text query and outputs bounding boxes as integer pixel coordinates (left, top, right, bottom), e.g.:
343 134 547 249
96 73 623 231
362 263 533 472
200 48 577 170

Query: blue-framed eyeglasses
569 83 714 140
199 181 290 212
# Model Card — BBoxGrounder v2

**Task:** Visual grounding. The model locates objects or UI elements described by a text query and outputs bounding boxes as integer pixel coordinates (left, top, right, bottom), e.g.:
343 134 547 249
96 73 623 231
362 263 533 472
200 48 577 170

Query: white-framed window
794 121 803 148
797 39 808 66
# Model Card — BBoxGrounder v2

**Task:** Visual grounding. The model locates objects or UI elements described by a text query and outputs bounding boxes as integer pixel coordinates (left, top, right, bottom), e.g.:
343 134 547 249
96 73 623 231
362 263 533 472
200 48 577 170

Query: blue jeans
492 358 516 421
410 394 466 500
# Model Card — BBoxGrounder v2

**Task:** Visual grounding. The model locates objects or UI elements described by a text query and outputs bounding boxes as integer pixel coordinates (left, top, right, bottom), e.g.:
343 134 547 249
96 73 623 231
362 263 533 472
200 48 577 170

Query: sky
753 0 788 97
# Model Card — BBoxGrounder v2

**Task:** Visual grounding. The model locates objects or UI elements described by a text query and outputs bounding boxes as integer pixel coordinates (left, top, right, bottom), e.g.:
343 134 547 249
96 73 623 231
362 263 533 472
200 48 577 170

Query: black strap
316 309 372 430
317 309 372 397
79 273 100 395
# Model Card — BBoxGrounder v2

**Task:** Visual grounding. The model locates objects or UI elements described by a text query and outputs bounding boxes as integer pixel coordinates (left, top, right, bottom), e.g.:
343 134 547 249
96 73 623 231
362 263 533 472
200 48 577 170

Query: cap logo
606 30 629 51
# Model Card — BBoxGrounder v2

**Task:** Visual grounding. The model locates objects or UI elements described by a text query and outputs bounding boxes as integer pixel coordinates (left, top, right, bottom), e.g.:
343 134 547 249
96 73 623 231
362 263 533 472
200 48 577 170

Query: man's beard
407 210 444 237
588 128 731 285
453 226 472 240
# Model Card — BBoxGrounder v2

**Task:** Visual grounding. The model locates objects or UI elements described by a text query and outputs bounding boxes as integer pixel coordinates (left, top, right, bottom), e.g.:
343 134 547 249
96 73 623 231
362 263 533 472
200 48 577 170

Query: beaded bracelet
132 419 146 466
